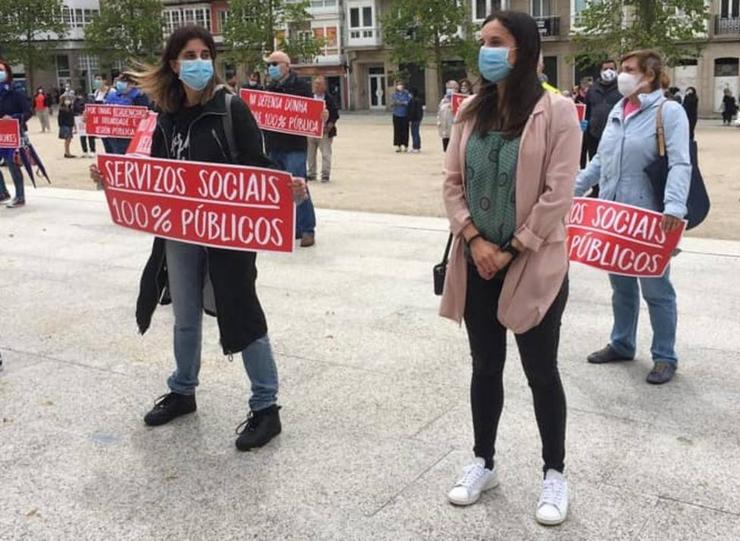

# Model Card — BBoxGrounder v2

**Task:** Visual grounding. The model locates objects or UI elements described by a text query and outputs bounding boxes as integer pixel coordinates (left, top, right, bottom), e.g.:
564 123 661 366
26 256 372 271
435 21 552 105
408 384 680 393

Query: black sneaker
306 175 316 182
647 361 677 385
587 345 634 364
143 392 196 426
6 198 25 209
235 405 282 451
0 192 10 203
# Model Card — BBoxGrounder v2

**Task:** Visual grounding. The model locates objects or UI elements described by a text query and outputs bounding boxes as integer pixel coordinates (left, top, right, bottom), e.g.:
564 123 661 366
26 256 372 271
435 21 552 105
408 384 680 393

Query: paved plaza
1 188 739 540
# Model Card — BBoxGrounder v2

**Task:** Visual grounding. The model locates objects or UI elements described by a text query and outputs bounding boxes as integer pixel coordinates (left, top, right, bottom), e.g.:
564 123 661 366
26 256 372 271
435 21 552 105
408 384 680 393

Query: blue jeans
0 157 24 200
107 138 131 155
608 267 678 365
268 149 316 236
164 240 279 411
410 121 421 150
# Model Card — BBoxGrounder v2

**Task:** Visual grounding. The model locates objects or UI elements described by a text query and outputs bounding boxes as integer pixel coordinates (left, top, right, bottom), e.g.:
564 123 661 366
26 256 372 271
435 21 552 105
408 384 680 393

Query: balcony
347 27 382 48
715 16 740 36
535 16 561 39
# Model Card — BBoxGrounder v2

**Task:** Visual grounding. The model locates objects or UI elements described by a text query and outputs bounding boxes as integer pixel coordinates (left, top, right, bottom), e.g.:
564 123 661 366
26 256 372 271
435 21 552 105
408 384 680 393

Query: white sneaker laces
540 479 566 510
457 463 487 488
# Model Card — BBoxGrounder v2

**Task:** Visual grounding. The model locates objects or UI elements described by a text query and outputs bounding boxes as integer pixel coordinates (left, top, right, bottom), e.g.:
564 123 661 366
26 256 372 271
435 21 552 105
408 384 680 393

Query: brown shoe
300 233 315 247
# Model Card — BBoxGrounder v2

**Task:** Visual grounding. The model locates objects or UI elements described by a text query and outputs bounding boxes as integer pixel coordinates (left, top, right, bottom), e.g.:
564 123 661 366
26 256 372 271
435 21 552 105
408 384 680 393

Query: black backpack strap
222 92 238 163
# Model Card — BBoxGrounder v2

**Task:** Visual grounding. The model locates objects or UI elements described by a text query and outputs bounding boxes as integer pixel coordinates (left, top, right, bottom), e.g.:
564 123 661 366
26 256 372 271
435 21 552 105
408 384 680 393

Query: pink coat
439 91 581 333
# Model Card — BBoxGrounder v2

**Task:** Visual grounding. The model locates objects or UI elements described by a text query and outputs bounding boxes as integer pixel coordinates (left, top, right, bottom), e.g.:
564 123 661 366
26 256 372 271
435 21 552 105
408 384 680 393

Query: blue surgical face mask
445 88 454 97
93 79 103 90
0 71 7 83
478 46 513 84
115 81 128 93
179 59 214 92
268 64 283 80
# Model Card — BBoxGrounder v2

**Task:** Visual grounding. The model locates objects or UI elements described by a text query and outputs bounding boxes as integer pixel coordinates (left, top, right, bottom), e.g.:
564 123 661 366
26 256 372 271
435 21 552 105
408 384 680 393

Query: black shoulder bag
433 233 454 296
644 101 710 230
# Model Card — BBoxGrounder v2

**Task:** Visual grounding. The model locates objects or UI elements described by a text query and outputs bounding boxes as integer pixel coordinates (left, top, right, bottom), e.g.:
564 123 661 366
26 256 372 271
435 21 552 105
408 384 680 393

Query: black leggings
393 115 409 147
464 264 569 473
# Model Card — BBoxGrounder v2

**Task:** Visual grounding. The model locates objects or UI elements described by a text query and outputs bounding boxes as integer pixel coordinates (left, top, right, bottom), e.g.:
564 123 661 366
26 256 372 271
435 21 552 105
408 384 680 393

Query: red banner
126 112 158 156
97 153 296 253
575 103 586 122
451 93 467 115
85 104 150 138
240 89 325 138
0 118 21 149
566 198 685 277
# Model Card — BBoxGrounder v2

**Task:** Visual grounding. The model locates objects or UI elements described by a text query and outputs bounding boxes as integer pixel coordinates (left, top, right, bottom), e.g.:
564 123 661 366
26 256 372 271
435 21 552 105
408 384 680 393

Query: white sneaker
448 458 499 506
536 469 568 526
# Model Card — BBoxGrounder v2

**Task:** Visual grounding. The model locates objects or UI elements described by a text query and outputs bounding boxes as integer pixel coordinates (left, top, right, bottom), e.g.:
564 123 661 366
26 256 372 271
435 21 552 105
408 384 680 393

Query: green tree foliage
381 0 472 91
85 0 164 69
572 0 710 67
223 0 323 74
0 0 68 92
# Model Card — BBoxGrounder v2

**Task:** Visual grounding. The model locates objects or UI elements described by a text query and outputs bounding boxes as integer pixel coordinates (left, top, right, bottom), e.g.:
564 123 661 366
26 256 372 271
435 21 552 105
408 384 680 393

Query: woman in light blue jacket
575 49 691 385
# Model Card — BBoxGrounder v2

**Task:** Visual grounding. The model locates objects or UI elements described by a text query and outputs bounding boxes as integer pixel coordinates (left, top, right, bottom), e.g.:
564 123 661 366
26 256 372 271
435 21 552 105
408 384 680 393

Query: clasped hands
469 236 513 280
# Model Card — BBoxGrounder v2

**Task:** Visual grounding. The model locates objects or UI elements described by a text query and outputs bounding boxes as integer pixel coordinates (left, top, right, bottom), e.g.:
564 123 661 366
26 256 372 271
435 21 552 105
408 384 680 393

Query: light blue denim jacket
575 89 691 218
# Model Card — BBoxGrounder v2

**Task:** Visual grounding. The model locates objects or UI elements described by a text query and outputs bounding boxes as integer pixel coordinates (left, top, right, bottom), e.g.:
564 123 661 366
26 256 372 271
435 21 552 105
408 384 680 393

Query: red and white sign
97 153 296 253
85 104 150 138
0 118 21 149
451 93 467 115
575 103 586 122
240 89 325 138
126 112 158 156
566 198 685 278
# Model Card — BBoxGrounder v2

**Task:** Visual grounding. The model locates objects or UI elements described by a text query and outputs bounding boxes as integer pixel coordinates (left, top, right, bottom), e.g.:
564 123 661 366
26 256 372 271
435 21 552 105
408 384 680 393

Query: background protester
91 75 113 153
242 71 263 90
407 87 424 153
90 25 306 451
721 88 737 126
437 80 460 152
583 59 622 196
104 73 150 154
574 78 591 168
440 11 580 527
73 89 96 158
58 94 76 159
575 49 691 385
33 87 52 133
264 50 317 247
0 60 31 208
391 80 411 152
459 79 473 95
307 76 339 183
683 87 698 140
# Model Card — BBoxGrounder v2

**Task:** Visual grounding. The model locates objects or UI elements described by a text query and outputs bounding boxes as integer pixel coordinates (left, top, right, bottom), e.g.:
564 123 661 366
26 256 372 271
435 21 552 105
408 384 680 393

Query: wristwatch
501 239 521 259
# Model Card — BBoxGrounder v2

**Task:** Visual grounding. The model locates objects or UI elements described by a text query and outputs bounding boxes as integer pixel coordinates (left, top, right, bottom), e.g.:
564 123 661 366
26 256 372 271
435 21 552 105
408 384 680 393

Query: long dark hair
129 25 223 113
0 60 13 83
459 11 544 138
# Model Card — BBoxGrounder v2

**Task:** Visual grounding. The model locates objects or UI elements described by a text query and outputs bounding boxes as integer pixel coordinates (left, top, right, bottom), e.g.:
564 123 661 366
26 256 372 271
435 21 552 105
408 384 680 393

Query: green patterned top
465 131 520 246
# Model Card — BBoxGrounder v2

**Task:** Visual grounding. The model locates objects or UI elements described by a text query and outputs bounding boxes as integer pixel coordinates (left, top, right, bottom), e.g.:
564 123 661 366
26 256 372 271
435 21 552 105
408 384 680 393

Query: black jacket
136 88 274 355
585 79 622 140
682 94 698 129
321 93 339 138
407 97 424 122
264 71 312 153
0 84 32 132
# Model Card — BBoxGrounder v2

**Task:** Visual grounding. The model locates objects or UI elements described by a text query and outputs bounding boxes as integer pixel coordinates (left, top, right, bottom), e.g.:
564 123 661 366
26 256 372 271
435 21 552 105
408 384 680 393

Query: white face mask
601 68 617 82
618 72 642 97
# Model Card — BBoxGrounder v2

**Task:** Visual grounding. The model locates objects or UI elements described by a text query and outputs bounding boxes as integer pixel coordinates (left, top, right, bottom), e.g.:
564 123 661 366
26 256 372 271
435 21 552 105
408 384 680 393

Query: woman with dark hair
0 60 31 208
576 50 690 385
459 79 473 95
89 26 307 451
683 86 698 140
440 11 580 525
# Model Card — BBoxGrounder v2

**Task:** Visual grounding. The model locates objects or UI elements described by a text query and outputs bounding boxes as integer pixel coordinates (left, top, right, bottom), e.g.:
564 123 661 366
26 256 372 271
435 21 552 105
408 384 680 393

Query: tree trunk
434 35 443 97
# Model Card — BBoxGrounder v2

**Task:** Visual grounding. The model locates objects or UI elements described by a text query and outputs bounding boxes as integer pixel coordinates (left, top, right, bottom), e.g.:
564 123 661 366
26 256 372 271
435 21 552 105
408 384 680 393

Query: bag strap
441 232 453 265
222 92 238 163
656 100 667 158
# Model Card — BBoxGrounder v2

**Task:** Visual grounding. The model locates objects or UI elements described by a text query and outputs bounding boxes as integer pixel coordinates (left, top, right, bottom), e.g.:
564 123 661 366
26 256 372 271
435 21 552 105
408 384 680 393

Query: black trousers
80 135 96 153
586 134 600 198
464 264 569 473
393 115 409 147
442 138 450 152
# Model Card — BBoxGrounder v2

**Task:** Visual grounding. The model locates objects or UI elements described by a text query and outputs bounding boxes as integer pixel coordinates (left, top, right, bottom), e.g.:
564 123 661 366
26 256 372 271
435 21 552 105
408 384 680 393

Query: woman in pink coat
440 11 580 526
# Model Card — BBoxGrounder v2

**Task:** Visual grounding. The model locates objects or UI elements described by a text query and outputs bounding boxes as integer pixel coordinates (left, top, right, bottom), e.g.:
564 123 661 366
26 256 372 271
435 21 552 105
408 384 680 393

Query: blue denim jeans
0 157 24 200
106 138 131 155
268 149 316 236
164 239 279 411
608 267 678 365
410 121 421 150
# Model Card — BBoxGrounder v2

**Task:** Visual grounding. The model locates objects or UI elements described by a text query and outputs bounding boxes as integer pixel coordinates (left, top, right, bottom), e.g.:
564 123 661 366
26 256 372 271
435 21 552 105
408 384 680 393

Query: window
164 7 211 35
217 10 228 33
721 0 740 18
349 5 375 39
311 0 337 7
56 55 70 78
531 0 552 18
571 0 589 25
473 0 504 22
